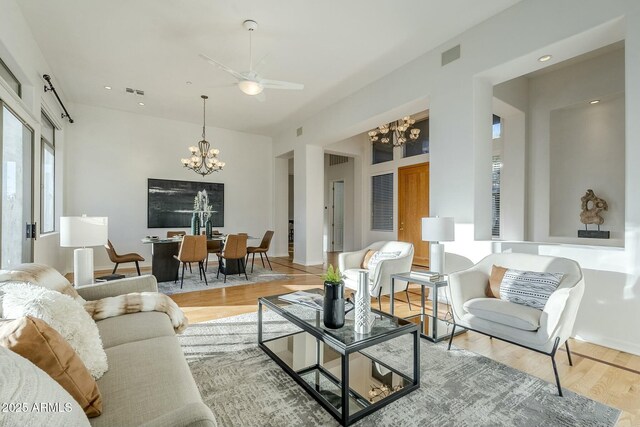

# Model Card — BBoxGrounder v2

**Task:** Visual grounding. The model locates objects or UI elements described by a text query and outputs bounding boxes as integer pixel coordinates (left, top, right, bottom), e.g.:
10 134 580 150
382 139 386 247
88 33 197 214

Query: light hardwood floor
99 255 640 426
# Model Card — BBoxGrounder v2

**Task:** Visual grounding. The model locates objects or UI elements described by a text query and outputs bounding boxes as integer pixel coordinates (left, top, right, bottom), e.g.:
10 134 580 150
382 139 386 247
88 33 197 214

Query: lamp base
73 247 94 287
430 242 445 274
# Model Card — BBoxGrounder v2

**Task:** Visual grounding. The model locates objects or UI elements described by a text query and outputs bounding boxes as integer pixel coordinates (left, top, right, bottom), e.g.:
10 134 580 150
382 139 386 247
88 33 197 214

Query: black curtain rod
43 74 74 124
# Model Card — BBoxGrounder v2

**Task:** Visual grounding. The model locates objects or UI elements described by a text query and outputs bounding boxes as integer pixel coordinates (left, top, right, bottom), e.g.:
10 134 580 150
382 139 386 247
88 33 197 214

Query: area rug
179 311 621 427
158 265 291 295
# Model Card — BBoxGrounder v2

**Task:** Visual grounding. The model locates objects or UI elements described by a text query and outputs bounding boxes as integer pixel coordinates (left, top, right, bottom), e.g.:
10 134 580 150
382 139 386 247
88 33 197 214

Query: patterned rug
179 311 621 427
157 264 291 295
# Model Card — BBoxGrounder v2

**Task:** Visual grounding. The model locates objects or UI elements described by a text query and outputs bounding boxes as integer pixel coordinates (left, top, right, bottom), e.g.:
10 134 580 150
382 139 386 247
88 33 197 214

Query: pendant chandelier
181 95 225 176
368 116 421 147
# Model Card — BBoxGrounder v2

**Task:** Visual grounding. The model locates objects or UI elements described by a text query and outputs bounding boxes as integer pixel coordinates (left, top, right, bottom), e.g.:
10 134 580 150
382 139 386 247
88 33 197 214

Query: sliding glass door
1 103 33 268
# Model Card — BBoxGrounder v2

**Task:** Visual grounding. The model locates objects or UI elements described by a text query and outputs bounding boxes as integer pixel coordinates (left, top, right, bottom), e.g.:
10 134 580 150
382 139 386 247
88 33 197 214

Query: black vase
323 282 345 329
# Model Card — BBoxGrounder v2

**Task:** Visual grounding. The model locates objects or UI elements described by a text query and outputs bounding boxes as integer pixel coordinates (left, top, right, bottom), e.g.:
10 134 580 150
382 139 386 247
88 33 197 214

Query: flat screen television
147 178 224 228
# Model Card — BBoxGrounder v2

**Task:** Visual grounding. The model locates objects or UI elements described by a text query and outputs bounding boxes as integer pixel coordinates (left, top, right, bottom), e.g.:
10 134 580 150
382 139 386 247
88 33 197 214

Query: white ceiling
18 0 520 136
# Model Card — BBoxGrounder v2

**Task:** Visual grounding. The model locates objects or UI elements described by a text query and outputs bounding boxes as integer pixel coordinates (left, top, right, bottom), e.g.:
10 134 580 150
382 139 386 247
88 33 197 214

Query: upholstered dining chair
104 240 145 276
173 235 208 288
217 234 248 283
246 230 274 272
205 239 222 272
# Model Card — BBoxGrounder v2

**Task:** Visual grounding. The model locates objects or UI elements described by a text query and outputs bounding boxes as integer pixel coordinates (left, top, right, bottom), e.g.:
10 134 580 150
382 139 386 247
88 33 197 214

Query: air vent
125 87 145 96
441 44 461 66
329 155 349 166
296 127 303 137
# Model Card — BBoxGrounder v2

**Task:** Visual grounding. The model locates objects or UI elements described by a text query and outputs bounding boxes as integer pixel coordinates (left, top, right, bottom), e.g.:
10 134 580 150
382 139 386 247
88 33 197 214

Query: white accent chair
338 241 414 311
447 253 585 396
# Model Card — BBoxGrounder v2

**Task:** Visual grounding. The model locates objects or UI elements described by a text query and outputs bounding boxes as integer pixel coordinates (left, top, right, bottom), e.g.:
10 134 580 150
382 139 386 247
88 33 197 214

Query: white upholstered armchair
338 241 414 311
447 253 584 396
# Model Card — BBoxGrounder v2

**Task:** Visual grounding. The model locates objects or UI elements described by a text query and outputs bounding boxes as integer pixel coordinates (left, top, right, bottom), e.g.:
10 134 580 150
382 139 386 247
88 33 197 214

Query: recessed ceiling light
186 81 192 85
138 102 145 106
590 99 600 104
104 86 112 90
538 55 552 62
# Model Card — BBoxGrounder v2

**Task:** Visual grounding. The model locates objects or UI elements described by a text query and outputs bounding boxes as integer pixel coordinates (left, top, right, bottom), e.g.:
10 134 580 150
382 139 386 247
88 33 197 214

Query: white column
272 156 289 257
294 144 324 265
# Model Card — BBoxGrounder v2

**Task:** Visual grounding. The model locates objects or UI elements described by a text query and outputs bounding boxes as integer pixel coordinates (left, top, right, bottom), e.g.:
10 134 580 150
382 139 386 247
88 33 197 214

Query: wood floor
105 255 639 426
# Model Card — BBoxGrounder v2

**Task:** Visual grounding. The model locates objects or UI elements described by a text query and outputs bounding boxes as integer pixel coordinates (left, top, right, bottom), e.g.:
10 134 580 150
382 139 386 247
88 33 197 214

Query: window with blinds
492 155 502 238
371 173 393 231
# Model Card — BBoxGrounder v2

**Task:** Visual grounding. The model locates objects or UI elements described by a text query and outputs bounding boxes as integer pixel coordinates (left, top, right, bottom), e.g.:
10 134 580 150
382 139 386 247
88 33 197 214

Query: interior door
398 162 429 266
331 181 344 252
1 104 34 268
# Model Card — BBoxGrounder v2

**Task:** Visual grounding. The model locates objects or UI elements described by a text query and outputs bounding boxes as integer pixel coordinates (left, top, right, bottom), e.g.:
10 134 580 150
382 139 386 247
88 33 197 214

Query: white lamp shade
60 216 108 247
238 80 264 95
421 217 455 242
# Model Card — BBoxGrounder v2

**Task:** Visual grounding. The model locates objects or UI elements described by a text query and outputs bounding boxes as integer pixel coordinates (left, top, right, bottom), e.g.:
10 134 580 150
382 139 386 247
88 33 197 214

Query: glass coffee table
258 288 420 426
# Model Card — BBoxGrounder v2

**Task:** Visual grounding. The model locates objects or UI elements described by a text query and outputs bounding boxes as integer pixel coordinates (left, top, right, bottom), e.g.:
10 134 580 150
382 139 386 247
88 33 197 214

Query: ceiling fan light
238 80 264 95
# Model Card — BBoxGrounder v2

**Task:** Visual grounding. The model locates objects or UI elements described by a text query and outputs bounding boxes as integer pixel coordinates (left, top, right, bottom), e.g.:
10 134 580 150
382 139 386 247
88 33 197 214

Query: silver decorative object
354 270 372 334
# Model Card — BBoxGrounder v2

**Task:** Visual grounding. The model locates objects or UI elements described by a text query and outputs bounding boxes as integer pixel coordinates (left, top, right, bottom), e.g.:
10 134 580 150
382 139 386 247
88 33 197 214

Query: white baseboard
573 333 640 357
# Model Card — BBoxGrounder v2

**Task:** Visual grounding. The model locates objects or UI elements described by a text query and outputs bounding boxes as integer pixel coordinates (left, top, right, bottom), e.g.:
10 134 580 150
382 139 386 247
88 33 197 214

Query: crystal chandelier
181 95 225 176
368 116 421 147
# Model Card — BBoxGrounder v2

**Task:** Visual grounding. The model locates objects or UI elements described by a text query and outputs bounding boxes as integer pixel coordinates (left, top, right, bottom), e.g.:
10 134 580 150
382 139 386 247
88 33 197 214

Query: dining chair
246 230 274 272
205 239 222 272
104 240 145 276
217 234 248 283
173 235 208 288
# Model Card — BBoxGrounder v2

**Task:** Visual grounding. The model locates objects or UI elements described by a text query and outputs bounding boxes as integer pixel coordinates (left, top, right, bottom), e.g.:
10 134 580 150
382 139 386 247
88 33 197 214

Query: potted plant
322 264 345 329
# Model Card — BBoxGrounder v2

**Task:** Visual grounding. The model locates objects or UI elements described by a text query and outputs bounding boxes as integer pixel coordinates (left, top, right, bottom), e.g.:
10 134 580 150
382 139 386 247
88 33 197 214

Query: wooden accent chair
217 234 248 283
173 235 208 288
246 230 274 272
104 240 145 276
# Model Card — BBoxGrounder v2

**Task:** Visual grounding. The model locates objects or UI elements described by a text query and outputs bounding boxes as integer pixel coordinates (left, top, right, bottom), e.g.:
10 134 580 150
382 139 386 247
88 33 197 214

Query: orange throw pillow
0 316 103 417
361 250 377 269
486 265 507 298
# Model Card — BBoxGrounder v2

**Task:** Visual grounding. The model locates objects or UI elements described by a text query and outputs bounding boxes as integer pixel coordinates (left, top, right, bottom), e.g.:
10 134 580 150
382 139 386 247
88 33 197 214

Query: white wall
64 103 273 271
0 0 67 271
271 1 640 355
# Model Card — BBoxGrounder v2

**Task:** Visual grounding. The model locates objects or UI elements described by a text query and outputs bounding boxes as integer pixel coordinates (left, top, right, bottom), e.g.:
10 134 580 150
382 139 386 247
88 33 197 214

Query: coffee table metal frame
258 291 420 426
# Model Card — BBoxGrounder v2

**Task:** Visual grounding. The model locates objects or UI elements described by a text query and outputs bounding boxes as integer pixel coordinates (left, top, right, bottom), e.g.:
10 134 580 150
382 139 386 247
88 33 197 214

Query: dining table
140 234 257 282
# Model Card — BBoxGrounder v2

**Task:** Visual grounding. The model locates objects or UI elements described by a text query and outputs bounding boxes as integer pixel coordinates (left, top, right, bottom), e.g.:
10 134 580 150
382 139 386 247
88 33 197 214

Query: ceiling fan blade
260 79 304 90
199 54 245 81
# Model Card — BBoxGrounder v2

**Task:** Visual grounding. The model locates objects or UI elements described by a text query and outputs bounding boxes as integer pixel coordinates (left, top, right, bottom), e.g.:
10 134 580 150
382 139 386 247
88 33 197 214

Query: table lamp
421 217 455 274
60 216 108 286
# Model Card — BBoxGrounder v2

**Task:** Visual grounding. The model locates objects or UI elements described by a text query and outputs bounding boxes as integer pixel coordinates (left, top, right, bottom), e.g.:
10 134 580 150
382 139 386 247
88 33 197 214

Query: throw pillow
499 268 564 310
367 251 402 277
0 317 103 417
0 346 90 427
0 263 83 302
486 265 507 298
1 283 108 379
361 250 377 269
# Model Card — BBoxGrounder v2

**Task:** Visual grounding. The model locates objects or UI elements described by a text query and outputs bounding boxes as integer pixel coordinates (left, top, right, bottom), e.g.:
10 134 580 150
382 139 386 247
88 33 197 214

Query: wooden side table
390 271 464 342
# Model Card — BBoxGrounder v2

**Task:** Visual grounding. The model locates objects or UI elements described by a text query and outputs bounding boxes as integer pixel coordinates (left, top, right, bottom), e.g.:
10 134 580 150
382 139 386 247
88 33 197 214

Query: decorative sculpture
578 189 609 239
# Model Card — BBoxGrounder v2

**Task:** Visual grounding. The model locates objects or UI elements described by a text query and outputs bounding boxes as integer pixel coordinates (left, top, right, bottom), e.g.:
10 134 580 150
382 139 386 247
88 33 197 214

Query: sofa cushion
0 316 102 417
97 312 175 349
499 268 564 309
92 336 206 427
463 298 542 331
0 345 90 427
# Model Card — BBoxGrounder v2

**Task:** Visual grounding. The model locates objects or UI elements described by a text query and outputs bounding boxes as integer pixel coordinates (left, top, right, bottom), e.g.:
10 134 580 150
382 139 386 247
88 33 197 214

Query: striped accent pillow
499 269 564 310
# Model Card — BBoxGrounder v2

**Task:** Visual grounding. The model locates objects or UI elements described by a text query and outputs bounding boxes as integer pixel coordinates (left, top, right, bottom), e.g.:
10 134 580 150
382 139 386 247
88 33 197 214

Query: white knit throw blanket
83 292 188 333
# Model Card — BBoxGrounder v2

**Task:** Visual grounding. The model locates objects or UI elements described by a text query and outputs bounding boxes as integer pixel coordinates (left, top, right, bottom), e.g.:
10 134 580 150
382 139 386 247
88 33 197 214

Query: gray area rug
158 265 291 295
179 311 620 427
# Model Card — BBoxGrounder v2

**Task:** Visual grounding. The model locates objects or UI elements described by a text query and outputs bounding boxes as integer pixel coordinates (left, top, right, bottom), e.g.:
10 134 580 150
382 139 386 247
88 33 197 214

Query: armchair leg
565 341 573 366
550 337 563 397
112 263 119 274
135 261 141 276
447 324 456 350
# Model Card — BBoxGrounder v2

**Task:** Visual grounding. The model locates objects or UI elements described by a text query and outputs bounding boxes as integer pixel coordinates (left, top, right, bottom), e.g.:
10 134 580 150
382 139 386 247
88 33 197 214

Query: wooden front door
398 162 430 267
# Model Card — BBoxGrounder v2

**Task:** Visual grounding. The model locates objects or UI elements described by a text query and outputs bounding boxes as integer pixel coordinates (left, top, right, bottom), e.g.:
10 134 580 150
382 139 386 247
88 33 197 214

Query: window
41 113 55 234
0 58 21 97
372 140 393 164
371 173 393 231
403 118 429 158
491 155 502 238
492 114 502 139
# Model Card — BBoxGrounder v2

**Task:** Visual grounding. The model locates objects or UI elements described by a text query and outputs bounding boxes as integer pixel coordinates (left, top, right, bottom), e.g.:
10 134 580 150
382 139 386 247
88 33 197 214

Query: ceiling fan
200 20 304 100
